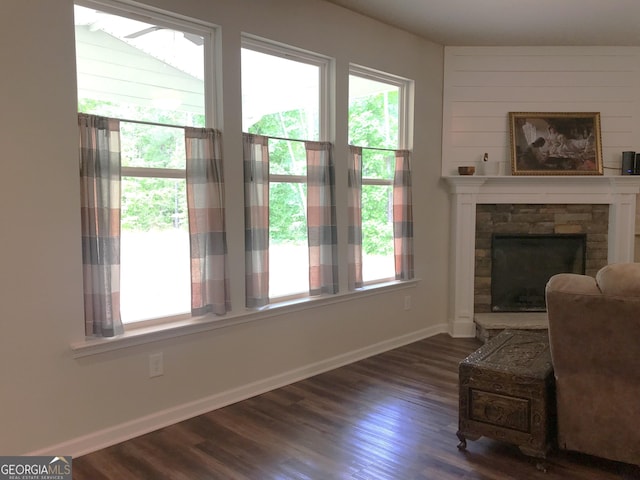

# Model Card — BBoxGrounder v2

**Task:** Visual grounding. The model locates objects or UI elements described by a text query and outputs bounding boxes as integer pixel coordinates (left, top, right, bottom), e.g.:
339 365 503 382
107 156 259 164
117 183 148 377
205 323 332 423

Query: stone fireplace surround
474 203 608 314
445 176 640 338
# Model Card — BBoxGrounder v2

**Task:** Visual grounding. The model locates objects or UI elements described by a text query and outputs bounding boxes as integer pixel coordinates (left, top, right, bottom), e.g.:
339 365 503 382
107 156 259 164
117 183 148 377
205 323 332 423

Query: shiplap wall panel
450 87 634 103
447 51 636 72
451 132 506 147
442 46 640 176
450 102 636 116
454 71 633 88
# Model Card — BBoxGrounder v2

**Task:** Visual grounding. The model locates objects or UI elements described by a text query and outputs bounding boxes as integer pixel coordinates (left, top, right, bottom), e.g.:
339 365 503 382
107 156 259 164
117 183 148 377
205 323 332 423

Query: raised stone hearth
474 312 548 343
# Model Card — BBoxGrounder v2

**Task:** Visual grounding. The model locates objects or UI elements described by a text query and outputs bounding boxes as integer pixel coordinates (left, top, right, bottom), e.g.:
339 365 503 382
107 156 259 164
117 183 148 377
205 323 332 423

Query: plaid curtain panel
243 133 270 307
185 128 230 316
347 145 363 290
306 141 338 295
393 149 414 280
78 113 124 337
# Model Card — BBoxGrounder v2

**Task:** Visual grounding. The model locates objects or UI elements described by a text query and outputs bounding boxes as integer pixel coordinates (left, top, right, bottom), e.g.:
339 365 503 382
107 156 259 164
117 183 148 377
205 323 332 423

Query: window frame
75 0 219 329
349 65 414 285
241 36 333 301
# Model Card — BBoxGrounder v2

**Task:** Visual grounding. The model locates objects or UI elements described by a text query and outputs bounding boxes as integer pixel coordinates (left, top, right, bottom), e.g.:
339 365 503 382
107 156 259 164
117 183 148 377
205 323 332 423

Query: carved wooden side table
457 329 556 469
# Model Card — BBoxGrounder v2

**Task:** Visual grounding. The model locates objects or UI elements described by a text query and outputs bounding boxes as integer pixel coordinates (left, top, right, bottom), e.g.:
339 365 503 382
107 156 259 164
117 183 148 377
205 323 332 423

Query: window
349 66 412 283
241 39 330 299
74 1 214 324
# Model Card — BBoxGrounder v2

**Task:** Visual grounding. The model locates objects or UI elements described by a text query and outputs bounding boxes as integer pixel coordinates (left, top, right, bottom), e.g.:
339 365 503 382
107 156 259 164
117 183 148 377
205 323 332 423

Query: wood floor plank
72 334 640 479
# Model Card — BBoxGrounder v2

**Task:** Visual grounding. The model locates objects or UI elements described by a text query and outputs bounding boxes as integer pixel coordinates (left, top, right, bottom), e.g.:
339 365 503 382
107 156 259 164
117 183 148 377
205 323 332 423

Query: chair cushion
595 263 640 297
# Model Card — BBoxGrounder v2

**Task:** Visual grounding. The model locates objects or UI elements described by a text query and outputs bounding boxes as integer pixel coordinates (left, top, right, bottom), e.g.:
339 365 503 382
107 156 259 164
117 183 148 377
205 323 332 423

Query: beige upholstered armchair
545 263 640 466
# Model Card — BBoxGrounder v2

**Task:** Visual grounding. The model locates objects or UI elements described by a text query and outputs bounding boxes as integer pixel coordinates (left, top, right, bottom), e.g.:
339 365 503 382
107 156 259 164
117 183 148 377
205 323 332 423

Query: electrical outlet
149 352 164 378
404 295 411 311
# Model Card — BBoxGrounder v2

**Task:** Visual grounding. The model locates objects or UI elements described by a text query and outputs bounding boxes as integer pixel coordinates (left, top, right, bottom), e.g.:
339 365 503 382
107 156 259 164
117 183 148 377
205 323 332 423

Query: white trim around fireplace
444 175 640 337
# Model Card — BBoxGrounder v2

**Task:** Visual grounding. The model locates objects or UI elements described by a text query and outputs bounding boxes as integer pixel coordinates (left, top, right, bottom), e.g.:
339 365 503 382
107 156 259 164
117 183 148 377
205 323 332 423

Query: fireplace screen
491 234 586 312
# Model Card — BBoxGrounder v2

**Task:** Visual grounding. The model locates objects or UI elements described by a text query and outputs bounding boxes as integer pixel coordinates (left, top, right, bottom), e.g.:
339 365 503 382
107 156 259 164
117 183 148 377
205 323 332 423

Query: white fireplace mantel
444 175 640 337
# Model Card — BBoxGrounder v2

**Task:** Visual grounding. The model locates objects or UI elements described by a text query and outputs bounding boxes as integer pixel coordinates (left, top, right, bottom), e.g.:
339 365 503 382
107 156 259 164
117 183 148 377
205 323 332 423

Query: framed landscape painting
509 112 603 175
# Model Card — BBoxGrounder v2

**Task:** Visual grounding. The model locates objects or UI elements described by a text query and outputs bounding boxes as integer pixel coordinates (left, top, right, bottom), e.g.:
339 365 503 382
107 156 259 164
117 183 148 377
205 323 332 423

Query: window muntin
349 68 411 283
74 2 214 324
241 40 329 299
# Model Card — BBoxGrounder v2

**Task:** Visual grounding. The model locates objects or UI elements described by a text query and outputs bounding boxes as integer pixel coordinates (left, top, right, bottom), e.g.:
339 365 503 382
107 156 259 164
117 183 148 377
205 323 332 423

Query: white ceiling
324 0 640 46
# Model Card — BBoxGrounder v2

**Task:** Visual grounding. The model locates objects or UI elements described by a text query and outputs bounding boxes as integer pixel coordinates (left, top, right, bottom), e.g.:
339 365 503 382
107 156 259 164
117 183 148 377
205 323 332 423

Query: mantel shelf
444 174 640 186
443 175 640 198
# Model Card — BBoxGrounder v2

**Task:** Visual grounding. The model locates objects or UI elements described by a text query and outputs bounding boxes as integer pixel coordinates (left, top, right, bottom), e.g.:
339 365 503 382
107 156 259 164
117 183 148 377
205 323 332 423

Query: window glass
120 177 190 322
75 4 205 126
361 184 394 281
349 75 400 149
269 181 309 298
241 48 320 141
361 148 394 180
120 123 186 169
266 139 307 176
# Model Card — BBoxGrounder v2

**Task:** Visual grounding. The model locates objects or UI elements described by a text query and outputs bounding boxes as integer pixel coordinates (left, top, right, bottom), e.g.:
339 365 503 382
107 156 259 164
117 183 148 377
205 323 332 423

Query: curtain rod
245 132 322 144
111 120 407 154
241 134 405 154
350 145 408 153
117 117 208 130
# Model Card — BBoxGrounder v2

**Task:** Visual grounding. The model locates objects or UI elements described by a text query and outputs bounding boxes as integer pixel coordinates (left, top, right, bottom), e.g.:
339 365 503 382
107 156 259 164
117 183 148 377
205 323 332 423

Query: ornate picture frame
509 112 603 175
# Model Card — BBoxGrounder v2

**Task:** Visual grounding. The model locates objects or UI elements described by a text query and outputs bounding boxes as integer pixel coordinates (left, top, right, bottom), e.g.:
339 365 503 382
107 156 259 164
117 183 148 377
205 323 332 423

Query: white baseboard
29 325 447 458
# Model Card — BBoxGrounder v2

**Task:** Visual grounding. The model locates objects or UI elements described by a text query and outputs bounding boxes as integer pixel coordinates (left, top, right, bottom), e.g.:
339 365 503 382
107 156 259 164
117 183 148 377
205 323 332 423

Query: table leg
456 431 467 450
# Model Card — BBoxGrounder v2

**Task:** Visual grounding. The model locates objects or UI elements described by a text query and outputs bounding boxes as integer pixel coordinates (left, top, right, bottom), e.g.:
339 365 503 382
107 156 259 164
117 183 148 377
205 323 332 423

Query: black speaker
635 153 640 175
622 151 635 175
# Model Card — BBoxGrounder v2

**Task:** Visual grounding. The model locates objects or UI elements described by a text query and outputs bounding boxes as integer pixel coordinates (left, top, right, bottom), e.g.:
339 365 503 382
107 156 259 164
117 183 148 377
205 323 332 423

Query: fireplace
474 203 607 314
445 176 640 337
491 233 586 312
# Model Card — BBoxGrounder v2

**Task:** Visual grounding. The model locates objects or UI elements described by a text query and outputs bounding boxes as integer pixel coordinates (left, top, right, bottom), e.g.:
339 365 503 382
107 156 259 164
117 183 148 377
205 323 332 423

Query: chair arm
545 273 640 381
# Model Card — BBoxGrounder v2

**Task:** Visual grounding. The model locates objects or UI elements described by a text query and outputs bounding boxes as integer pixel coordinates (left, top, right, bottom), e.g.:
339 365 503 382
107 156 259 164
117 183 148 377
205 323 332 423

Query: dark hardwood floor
73 334 640 479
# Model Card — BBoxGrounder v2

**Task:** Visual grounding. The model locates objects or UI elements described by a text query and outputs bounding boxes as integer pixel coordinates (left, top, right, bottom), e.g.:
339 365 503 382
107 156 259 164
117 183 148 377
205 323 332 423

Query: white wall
0 0 446 455
442 46 640 176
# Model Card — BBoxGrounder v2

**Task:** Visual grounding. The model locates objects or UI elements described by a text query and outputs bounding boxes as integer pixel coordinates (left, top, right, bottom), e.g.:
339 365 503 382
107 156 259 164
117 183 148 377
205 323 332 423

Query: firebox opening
491 234 586 312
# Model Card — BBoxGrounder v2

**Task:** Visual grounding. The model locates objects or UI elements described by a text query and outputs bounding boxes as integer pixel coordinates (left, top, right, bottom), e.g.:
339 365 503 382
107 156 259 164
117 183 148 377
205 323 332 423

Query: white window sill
70 279 419 358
